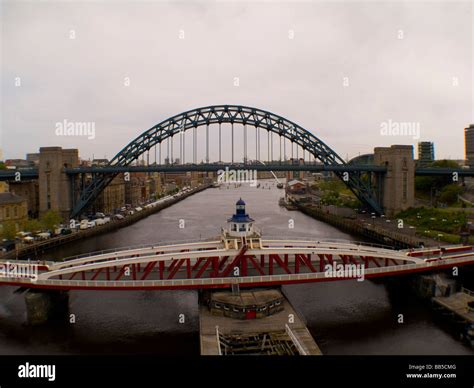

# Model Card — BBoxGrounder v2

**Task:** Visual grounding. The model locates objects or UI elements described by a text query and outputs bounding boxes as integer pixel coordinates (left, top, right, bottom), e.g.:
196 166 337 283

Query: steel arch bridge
71 105 382 217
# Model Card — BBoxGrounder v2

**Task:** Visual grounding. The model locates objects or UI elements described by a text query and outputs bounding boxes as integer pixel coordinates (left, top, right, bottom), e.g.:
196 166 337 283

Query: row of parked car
1 187 196 252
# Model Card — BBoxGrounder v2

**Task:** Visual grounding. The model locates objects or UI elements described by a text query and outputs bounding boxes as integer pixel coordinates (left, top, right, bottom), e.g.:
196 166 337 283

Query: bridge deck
0 239 472 290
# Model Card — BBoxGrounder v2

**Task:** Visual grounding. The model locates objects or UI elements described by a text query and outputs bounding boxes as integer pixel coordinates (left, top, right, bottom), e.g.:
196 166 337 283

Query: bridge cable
171 136 174 164
279 135 282 163
206 124 209 163
219 123 222 162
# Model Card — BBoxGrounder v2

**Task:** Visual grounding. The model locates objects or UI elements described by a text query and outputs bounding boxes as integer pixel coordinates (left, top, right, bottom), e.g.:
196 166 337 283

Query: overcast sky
1 0 473 162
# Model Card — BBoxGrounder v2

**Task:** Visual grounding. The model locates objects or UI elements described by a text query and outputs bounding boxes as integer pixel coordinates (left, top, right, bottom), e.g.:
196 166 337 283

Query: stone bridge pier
24 290 69 325
374 145 415 217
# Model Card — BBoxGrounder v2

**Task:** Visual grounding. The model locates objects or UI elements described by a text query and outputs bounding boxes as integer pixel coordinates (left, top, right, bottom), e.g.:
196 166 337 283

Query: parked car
114 214 124 220
16 231 31 239
95 218 106 226
36 232 51 240
80 220 89 230
54 227 72 236
1 240 16 252
23 236 35 244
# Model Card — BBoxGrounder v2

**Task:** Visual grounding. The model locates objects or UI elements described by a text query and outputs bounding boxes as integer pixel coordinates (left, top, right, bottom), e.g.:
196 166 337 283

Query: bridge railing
58 236 401 263
262 236 397 250
60 237 220 263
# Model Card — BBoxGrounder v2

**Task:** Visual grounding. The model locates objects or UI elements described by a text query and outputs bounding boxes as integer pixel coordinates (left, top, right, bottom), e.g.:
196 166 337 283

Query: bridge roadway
4 164 474 179
0 238 473 290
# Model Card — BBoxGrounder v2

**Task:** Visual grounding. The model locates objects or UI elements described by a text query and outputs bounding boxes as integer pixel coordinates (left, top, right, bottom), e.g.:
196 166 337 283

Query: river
0 181 472 355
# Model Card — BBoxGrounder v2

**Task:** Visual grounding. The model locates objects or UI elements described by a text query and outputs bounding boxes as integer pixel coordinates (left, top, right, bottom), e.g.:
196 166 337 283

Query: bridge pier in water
199 287 322 355
24 290 69 326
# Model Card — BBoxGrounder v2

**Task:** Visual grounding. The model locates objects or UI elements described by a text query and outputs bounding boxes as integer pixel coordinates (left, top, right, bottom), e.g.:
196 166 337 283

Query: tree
23 219 43 233
415 160 461 194
40 211 62 231
439 184 462 205
0 221 17 240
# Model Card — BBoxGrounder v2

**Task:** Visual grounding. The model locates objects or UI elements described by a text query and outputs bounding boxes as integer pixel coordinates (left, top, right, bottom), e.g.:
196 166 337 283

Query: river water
0 181 472 355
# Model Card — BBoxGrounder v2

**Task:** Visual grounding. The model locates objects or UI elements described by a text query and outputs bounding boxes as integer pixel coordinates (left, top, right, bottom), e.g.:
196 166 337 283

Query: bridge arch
71 105 381 217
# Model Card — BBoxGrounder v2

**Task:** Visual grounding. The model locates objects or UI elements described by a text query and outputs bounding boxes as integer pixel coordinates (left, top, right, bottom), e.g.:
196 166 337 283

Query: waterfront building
0 192 28 231
8 180 39 218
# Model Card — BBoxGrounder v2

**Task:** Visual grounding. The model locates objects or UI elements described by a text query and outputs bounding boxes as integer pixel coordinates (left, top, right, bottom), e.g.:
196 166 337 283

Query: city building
417 142 435 166
0 192 28 231
8 180 39 218
124 172 149 207
464 124 474 166
95 175 126 214
26 153 40 166
5 159 31 168
286 180 306 195
92 159 109 166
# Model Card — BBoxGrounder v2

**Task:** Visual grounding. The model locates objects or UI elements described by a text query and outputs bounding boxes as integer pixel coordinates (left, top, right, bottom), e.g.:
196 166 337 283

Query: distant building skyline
465 124 474 166
417 141 435 166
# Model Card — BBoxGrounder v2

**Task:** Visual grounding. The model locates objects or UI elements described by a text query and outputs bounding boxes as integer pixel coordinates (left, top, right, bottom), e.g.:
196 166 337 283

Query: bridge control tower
222 198 261 248
226 198 256 237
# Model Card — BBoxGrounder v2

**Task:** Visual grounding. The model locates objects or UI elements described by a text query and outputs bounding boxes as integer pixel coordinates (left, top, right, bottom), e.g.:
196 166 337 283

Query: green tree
23 218 43 233
415 160 461 194
40 211 62 231
0 221 17 240
439 184 462 205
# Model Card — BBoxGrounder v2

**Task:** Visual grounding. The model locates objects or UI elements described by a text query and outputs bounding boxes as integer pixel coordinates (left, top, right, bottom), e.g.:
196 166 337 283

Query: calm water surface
0 181 472 355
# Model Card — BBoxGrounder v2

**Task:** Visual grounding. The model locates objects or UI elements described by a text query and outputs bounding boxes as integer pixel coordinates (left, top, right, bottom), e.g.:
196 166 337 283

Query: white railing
285 324 307 356
61 237 219 262
216 326 222 356
262 236 397 250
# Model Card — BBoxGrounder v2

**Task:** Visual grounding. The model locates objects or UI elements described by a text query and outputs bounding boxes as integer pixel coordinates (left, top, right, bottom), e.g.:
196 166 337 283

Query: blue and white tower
225 198 259 238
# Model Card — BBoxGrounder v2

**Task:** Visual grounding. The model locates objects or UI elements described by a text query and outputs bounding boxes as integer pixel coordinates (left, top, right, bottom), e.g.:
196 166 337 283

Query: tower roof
228 198 254 223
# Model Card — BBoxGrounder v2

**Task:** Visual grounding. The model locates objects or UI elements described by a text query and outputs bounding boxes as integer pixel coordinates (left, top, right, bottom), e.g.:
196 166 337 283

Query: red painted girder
140 261 157 281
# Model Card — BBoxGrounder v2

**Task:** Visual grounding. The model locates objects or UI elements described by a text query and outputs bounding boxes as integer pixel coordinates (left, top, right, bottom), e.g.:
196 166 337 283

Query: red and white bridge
0 236 473 291
1 199 473 291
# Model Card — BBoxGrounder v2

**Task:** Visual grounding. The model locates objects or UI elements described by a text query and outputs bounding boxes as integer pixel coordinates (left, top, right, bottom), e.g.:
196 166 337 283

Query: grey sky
1 0 473 162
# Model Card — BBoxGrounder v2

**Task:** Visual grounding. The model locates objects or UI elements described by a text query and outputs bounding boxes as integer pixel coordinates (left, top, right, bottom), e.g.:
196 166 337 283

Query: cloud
1 1 472 161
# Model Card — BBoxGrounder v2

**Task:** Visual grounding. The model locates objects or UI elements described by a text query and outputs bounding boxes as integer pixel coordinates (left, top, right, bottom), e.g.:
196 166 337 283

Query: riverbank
294 202 439 248
1 184 211 261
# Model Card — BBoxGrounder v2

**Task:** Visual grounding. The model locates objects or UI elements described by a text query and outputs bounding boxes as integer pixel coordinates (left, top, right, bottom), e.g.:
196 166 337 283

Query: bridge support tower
24 290 69 326
38 147 79 219
374 145 415 216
